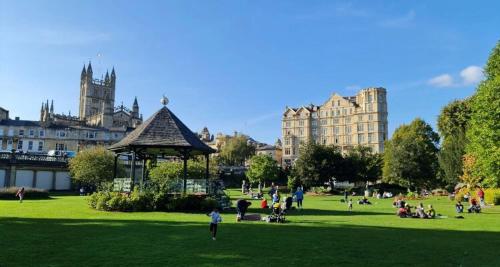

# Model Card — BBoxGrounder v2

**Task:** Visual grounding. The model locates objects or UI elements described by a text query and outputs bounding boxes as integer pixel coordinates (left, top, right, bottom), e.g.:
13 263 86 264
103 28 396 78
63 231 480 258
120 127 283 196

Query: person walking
207 208 222 240
343 190 348 202
348 199 353 212
16 187 25 203
294 187 304 209
477 187 485 207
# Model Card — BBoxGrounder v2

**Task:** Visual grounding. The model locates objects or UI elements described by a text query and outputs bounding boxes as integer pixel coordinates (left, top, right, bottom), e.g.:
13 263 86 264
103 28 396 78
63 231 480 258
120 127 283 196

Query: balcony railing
0 152 68 164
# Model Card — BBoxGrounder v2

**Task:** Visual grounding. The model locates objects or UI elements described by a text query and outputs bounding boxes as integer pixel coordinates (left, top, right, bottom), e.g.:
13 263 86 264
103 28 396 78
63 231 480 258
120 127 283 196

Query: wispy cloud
379 10 416 28
428 74 454 87
460 66 484 85
2 28 111 46
428 65 484 88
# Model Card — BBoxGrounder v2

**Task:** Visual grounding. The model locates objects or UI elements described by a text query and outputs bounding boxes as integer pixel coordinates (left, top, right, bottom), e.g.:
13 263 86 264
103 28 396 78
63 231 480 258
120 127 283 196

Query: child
207 208 222 240
16 187 25 203
348 199 353 212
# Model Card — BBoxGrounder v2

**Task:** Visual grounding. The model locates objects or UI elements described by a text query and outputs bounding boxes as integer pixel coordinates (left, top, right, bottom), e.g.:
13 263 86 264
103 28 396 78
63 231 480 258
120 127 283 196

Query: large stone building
0 63 142 153
281 87 388 166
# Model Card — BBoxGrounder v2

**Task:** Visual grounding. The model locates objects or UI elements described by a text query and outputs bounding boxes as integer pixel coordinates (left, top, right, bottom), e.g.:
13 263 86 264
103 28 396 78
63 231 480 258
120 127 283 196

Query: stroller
266 203 286 223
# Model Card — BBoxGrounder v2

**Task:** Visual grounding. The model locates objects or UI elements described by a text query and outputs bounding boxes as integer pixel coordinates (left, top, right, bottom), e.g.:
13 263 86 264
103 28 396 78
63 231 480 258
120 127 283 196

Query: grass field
1 189 499 267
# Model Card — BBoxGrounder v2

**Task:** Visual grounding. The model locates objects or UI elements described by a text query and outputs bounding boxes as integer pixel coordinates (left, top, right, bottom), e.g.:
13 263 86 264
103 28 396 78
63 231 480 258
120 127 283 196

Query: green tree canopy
383 118 440 190
466 42 500 187
246 154 279 185
218 135 255 166
437 99 471 187
290 142 343 187
345 146 383 183
149 159 217 184
69 146 120 188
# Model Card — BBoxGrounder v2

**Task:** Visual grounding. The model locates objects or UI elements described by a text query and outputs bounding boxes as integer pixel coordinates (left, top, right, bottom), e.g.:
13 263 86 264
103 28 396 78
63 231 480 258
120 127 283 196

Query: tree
246 154 279 185
437 99 471 186
345 146 383 184
69 146 120 188
466 41 500 187
218 135 255 166
460 154 482 187
290 142 343 187
149 159 217 184
382 118 440 190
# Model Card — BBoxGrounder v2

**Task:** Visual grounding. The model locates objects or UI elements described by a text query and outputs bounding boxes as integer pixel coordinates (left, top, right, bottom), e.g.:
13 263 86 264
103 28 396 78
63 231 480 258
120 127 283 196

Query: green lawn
1 190 499 267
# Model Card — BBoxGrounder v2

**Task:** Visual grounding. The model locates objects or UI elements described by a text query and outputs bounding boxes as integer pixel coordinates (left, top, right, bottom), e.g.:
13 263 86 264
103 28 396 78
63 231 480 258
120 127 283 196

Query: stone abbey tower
79 62 116 128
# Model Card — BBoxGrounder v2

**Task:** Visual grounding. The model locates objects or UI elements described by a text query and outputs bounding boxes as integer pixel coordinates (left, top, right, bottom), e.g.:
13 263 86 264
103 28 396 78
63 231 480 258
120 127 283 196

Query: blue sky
0 1 498 144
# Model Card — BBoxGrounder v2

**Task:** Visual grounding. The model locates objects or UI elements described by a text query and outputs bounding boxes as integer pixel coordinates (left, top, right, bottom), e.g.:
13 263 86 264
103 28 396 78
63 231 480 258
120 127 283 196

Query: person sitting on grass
404 203 413 217
416 203 428 218
426 204 436 218
397 206 408 218
261 198 268 209
455 201 464 213
358 197 372 205
468 198 481 213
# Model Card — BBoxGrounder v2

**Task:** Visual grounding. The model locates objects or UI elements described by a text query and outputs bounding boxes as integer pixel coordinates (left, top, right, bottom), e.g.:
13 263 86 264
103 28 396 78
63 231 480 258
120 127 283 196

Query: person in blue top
207 208 222 240
294 187 304 209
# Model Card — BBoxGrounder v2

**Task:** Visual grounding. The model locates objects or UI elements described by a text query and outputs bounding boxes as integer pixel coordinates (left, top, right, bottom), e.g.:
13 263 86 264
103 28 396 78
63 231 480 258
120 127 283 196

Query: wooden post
131 151 136 189
183 152 188 194
205 154 209 194
142 158 147 185
113 154 118 179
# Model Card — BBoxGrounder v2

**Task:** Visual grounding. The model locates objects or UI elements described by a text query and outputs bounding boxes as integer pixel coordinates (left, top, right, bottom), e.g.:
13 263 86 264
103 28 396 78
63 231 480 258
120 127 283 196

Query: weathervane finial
161 95 169 106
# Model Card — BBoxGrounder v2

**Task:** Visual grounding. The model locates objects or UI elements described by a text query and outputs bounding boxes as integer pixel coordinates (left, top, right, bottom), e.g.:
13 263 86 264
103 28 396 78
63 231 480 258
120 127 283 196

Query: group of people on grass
393 198 436 219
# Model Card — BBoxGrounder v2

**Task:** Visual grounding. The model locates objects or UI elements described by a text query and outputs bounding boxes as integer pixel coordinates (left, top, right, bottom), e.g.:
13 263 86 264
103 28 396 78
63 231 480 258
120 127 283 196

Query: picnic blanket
242 214 262 221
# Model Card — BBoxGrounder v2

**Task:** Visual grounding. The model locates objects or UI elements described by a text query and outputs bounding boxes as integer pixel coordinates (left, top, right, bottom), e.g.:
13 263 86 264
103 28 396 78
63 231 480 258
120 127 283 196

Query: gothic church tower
79 62 116 128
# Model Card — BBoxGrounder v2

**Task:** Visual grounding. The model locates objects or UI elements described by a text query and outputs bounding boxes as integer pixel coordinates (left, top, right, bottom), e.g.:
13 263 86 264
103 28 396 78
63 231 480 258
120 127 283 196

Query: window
86 132 95 139
17 140 23 150
0 128 3 135
358 134 365 144
349 108 353 114
368 123 374 132
342 109 347 115
334 126 340 134
285 121 291 127
336 110 340 116
55 143 65 151
334 136 339 144
368 94 373 102
368 114 373 121
346 136 352 144
299 120 304 126
332 118 339 124
367 103 373 112
39 130 45 137
299 129 304 136
358 115 363 121
28 141 33 150
56 131 67 138
19 129 24 136
322 128 327 135
357 123 364 132
368 133 374 143
345 117 351 123
38 141 43 152
337 100 340 106
285 148 290 155
29 129 34 136
312 120 317 127
345 125 351 134
8 128 14 136
321 119 327 125
312 128 318 136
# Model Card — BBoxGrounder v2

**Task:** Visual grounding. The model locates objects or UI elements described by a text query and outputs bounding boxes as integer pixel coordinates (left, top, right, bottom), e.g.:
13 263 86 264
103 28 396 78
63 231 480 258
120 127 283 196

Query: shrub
107 192 131 211
0 187 50 200
201 197 220 211
484 188 500 205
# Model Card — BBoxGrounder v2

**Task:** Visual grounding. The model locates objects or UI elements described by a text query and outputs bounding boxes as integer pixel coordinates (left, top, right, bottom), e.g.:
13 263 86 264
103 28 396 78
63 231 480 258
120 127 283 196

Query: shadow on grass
1 217 499 267
241 207 391 216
